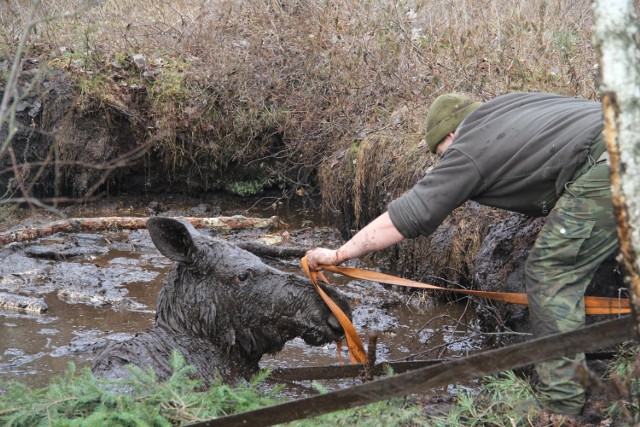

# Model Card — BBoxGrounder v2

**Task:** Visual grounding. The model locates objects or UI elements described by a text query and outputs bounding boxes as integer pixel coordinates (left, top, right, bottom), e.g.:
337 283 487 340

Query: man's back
388 92 604 238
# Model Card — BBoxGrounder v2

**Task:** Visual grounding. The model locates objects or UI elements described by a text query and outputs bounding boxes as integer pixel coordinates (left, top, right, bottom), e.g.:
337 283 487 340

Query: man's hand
305 212 404 272
305 248 340 271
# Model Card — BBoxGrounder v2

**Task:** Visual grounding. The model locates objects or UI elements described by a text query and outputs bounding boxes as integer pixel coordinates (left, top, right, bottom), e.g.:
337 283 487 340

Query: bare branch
0 0 42 157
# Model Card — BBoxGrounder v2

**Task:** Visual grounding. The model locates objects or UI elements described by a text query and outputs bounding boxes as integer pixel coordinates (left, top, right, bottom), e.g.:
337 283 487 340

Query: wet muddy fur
92 217 350 383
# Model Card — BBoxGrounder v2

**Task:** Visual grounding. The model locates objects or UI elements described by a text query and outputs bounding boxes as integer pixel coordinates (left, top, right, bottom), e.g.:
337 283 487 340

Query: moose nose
327 314 342 332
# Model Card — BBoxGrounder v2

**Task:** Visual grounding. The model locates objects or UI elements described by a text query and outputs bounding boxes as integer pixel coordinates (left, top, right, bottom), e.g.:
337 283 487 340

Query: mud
0 195 483 389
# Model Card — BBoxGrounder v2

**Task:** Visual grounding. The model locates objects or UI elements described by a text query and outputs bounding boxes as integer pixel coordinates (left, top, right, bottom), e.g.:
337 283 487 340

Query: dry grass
2 0 599 181
0 0 614 278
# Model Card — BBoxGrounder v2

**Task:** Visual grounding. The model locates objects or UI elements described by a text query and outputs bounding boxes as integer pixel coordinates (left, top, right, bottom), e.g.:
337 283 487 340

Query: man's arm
305 211 405 270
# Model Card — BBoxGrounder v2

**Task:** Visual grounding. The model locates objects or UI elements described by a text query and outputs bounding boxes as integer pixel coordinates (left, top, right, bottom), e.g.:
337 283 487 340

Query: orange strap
301 257 367 364
302 257 631 364
320 264 632 316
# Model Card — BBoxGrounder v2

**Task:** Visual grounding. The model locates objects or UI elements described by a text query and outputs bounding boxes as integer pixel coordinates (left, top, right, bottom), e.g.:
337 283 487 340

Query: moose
92 217 351 383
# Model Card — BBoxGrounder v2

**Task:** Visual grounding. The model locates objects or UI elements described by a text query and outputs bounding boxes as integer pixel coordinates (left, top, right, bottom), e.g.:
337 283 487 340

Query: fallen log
235 242 306 259
269 359 444 382
190 316 635 427
0 216 281 247
268 353 617 382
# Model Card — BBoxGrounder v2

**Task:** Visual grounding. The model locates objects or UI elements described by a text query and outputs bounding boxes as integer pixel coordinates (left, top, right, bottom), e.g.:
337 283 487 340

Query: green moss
552 29 579 54
77 72 111 101
225 178 269 197
149 57 192 106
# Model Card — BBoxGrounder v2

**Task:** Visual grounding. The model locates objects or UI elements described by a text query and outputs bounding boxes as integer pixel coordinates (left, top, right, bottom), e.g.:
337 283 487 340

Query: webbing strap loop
301 257 367 364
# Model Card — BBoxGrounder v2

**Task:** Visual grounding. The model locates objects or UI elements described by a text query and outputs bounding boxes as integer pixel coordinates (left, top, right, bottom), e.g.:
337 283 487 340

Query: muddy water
0 234 167 387
0 197 484 389
261 273 482 369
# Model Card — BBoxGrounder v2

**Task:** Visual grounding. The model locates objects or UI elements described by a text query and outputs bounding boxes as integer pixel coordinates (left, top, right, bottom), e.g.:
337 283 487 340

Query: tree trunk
592 0 640 328
0 215 281 247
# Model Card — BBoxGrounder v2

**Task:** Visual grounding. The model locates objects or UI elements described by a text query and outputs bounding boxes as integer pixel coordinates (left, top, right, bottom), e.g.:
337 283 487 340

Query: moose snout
327 313 342 332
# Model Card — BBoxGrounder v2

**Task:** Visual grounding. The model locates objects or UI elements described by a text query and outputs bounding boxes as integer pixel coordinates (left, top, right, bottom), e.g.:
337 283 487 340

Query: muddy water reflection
1 293 158 387
0 241 166 387
0 200 484 389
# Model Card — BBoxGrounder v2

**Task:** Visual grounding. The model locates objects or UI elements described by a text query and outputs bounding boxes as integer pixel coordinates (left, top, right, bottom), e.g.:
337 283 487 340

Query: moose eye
235 272 251 283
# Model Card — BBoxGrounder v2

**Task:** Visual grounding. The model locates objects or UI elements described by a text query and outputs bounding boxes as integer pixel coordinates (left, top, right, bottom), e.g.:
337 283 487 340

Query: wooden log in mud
236 242 306 259
0 216 281 247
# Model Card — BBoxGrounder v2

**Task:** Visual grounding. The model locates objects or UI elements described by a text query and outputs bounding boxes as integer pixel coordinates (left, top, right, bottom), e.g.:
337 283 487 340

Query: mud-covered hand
305 248 341 271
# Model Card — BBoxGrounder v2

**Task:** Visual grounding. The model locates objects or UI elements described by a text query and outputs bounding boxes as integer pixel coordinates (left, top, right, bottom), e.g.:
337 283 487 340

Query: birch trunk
592 0 640 328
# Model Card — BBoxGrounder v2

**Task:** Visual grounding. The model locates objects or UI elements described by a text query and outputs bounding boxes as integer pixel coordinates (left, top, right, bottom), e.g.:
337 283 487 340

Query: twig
0 1 42 157
7 146 35 211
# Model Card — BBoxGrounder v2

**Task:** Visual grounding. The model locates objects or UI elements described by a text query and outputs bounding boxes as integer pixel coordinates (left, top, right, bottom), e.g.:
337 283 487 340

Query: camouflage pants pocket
531 213 595 277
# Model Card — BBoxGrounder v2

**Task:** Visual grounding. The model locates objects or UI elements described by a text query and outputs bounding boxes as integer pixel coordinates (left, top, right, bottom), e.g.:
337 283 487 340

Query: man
306 92 617 416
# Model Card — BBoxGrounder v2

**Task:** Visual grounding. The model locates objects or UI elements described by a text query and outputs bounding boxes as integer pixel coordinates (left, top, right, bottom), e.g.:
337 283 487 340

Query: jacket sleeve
387 149 483 238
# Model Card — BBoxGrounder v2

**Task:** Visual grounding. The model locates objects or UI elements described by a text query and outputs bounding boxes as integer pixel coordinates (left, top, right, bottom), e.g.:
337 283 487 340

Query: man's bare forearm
335 212 405 263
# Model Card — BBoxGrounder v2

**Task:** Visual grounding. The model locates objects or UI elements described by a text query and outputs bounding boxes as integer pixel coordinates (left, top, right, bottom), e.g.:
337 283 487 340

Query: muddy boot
535 356 586 416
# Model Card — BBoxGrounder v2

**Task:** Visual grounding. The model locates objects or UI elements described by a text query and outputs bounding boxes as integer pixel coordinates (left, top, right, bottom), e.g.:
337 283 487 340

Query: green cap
426 94 482 153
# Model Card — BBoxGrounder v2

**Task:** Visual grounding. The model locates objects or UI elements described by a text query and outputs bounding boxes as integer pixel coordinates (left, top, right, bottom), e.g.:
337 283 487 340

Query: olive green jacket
388 92 604 239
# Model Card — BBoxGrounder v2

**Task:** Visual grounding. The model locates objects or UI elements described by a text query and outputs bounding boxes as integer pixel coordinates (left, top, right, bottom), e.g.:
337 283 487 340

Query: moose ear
146 217 199 263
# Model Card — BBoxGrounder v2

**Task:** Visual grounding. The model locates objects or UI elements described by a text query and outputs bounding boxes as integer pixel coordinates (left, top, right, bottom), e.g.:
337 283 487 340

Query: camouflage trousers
524 146 618 415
